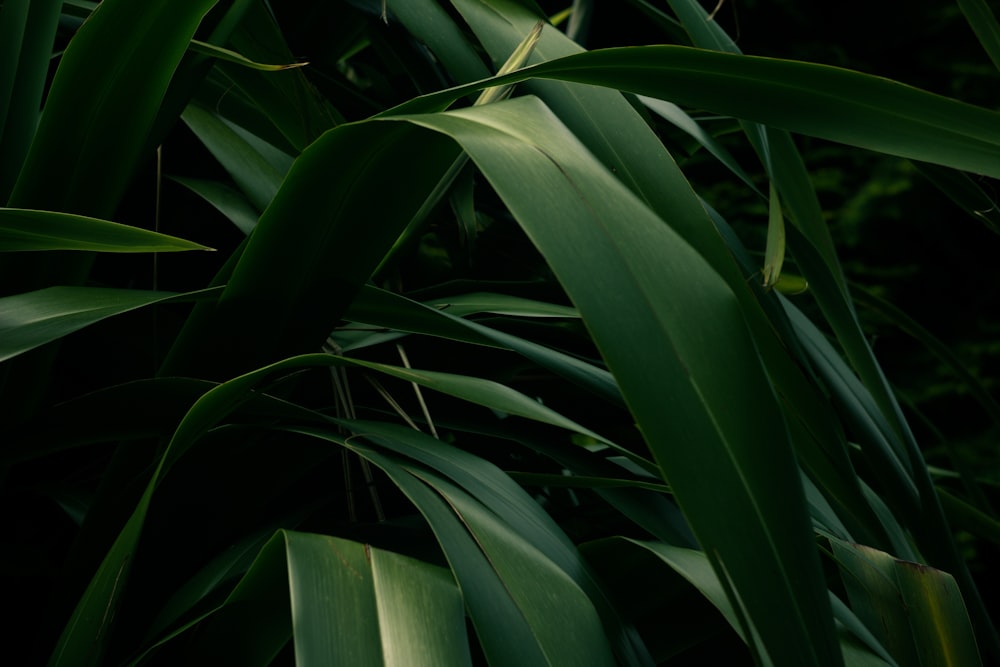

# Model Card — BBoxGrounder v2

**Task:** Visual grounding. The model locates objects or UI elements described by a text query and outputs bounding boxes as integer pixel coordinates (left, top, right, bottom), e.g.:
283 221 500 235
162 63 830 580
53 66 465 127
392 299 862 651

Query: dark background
565 0 1000 486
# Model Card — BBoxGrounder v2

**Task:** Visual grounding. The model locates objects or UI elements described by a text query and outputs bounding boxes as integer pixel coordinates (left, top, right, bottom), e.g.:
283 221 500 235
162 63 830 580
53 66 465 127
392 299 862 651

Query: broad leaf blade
284 531 472 667
833 539 983 667
388 96 839 665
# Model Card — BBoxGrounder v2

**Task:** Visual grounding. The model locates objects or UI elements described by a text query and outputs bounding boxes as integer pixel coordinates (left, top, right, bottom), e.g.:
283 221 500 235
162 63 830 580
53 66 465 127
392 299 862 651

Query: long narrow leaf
0 208 213 252
0 286 220 364
391 46 1000 180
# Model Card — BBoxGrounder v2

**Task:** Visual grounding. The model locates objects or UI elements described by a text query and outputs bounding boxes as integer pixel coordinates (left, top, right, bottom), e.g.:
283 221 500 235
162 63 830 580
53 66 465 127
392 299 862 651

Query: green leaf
386 95 839 665
327 356 637 460
211 0 341 152
638 95 762 195
180 103 290 212
385 0 492 86
160 122 462 379
0 286 220 364
0 208 213 252
168 176 260 235
189 38 308 71
394 45 1000 180
9 0 219 217
341 286 622 405
586 537 898 665
48 354 329 665
283 531 472 667
475 20 544 106
832 539 983 667
347 444 621 666
761 182 786 289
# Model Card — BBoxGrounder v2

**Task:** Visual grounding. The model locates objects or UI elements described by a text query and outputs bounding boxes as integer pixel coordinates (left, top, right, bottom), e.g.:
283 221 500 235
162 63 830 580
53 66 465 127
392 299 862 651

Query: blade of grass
386 0 492 86
322 357 643 466
638 95 762 195
284 531 472 667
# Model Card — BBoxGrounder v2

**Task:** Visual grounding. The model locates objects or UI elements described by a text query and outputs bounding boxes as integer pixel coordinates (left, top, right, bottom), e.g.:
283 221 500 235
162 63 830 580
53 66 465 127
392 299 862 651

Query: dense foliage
3 0 999 664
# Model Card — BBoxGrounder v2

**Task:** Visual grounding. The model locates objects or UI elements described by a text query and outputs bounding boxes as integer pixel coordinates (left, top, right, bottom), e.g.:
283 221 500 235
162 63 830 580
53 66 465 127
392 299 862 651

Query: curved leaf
394 45 1000 179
